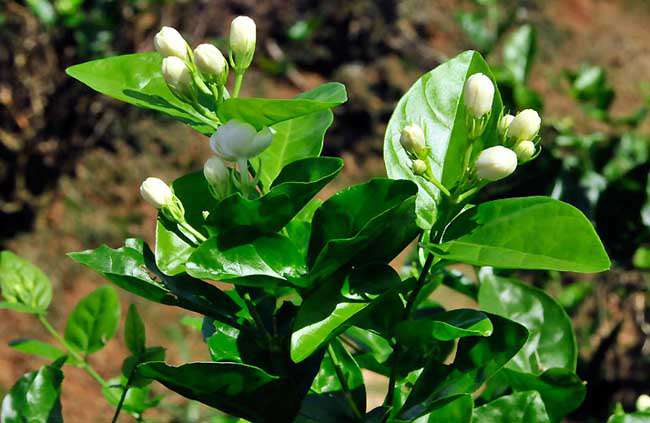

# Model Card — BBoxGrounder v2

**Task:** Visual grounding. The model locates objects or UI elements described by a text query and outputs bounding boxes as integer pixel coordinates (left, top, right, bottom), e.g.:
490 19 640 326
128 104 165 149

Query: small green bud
513 140 536 162
412 159 427 176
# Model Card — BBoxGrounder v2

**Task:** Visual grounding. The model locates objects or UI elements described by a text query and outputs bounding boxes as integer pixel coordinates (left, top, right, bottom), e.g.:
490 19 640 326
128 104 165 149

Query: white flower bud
194 44 228 84
161 57 192 96
498 114 515 136
229 16 256 70
463 73 495 118
154 26 189 60
475 146 518 181
210 120 273 161
412 159 427 176
204 156 230 199
509 109 541 141
513 140 536 162
637 394 650 412
400 124 427 158
140 177 173 209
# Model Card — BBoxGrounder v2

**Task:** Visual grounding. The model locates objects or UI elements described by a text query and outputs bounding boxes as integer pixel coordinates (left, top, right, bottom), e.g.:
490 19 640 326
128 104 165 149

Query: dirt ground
1 0 649 421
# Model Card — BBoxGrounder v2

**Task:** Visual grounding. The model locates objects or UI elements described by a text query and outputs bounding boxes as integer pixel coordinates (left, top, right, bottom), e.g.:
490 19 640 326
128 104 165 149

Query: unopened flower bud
204 156 230 199
229 16 256 71
412 159 427 176
463 73 495 118
513 140 536 162
210 120 273 161
161 57 192 96
194 44 228 85
475 146 517 181
498 114 515 136
140 177 173 209
154 26 189 60
509 109 541 141
637 394 650 412
400 124 427 158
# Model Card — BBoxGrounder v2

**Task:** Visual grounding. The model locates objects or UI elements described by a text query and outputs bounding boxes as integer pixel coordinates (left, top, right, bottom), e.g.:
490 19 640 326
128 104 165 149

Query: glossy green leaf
1 362 64 422
187 234 307 286
472 391 551 423
430 197 610 272
308 178 419 281
399 314 528 419
254 83 344 189
207 322 241 362
344 326 393 376
478 268 577 373
501 367 586 422
0 251 52 314
291 266 407 363
217 82 347 130
137 361 278 422
502 25 537 84
64 285 120 354
607 412 650 423
122 346 166 388
125 304 146 356
423 394 473 423
207 157 343 236
395 309 493 345
68 239 239 324
384 50 503 228
8 339 66 362
66 52 216 135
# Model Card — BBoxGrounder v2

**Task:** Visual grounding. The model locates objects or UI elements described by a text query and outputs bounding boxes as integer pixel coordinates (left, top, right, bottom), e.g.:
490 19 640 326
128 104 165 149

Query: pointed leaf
9 339 66 362
125 304 146 355
64 285 120 354
473 391 551 423
0 251 52 314
1 362 64 422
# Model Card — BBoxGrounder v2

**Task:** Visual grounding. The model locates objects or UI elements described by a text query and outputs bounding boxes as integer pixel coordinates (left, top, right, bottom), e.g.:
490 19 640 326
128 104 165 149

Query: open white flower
475 146 517 181
154 26 189 60
229 16 256 70
194 44 228 84
161 57 192 96
210 120 273 161
509 109 541 141
463 73 495 118
140 177 173 209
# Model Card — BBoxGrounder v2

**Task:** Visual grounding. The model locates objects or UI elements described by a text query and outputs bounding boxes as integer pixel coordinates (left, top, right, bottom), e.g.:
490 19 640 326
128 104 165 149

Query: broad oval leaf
0 362 64 423
66 52 217 135
207 157 343 236
8 339 66 362
0 251 52 314
384 50 503 229
478 268 577 373
308 178 419 282
430 196 610 272
137 361 278 422
64 285 121 354
472 391 551 423
395 309 493 344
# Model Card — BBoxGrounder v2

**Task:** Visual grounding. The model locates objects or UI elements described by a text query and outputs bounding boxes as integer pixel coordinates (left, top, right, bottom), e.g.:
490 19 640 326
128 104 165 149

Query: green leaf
478 268 577 373
429 197 610 272
207 157 343 236
69 240 240 323
291 265 406 363
607 412 650 423
472 391 551 423
64 285 120 355
137 361 279 422
502 25 537 85
217 82 347 130
1 362 64 422
500 367 586 422
0 251 52 314
395 309 493 344
384 50 503 229
122 346 166 388
187 234 307 286
423 394 473 423
9 339 66 362
102 376 161 414
308 178 419 281
634 246 650 269
399 314 528 419
207 322 241 362
125 304 146 356
66 52 216 135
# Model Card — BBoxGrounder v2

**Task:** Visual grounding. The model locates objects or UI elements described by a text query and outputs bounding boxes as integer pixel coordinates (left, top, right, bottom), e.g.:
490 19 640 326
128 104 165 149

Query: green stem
327 344 363 420
111 365 136 423
232 72 244 98
178 220 207 243
424 170 451 198
243 294 273 345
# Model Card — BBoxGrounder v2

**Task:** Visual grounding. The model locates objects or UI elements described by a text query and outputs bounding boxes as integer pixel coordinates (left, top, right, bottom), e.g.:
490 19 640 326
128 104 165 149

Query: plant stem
242 294 273 345
327 344 363 419
178 220 207 243
232 72 244 98
111 366 136 423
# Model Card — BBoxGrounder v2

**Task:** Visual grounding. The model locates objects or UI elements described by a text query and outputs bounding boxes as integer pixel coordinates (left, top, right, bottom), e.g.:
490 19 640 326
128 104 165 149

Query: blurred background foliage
0 0 648 421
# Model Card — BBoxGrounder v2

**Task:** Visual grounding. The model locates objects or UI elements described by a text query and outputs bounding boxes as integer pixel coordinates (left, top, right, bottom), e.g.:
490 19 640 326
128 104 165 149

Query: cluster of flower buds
399 123 431 177
154 15 256 104
498 109 542 163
